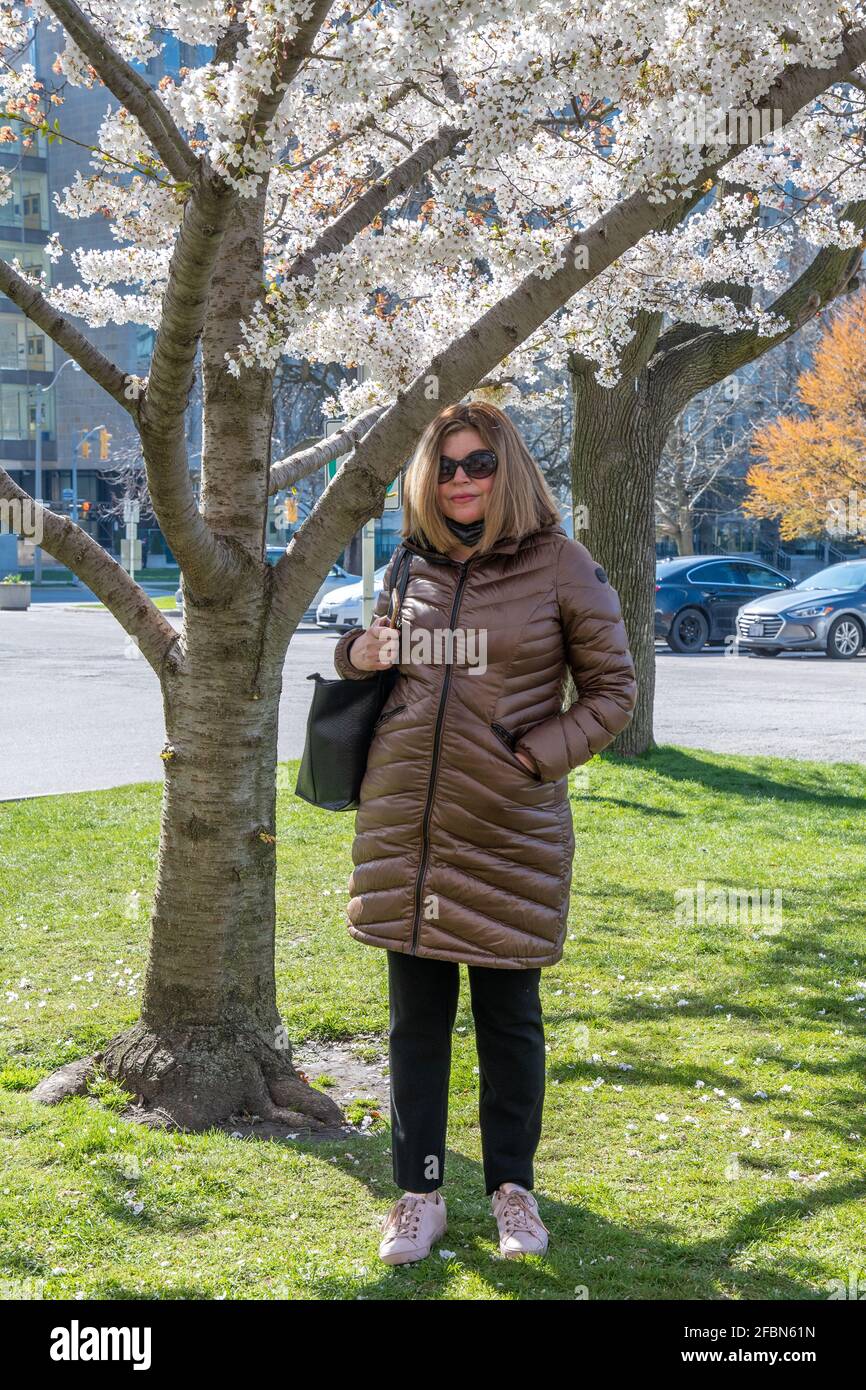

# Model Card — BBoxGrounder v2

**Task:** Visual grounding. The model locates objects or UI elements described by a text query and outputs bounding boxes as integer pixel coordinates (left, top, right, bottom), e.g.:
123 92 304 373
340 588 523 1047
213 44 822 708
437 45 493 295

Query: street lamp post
30 357 82 585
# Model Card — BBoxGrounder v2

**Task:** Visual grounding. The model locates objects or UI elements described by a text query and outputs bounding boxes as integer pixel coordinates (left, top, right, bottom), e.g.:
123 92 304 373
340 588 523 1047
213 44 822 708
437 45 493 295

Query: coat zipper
409 556 476 954
372 702 406 731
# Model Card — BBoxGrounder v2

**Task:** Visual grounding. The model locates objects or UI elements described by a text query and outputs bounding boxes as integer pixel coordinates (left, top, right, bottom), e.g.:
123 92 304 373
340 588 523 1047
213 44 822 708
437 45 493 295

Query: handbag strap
386 544 412 625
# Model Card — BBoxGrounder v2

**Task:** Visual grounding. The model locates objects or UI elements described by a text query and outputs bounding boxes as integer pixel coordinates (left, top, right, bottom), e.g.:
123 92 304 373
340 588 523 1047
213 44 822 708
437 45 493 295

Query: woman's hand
347 614 399 672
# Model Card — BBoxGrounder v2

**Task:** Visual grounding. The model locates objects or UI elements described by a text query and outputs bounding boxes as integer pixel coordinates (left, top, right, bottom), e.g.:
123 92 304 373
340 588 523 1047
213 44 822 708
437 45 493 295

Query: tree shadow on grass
627 745 866 812
544 1048 866 1109
4 1118 861 1301
295 1147 866 1302
571 794 687 819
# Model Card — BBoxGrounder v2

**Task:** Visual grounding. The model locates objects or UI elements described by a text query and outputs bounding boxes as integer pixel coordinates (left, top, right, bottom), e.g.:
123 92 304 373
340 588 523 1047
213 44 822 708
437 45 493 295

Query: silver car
736 560 866 659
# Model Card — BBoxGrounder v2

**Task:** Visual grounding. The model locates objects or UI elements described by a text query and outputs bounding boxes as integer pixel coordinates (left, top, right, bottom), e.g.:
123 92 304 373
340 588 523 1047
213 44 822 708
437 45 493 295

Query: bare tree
655 374 768 555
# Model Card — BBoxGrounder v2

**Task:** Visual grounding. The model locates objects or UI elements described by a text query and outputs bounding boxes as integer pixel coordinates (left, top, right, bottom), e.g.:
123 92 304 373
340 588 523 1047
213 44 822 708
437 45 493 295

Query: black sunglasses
438 448 498 483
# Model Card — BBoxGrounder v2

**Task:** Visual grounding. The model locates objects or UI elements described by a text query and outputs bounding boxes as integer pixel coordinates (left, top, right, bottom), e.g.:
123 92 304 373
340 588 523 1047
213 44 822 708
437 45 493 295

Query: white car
303 561 360 622
316 564 389 631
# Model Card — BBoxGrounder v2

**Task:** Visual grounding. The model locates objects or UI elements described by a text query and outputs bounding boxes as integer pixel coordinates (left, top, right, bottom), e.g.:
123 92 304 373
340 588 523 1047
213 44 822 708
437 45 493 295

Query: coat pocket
490 721 541 780
373 702 407 732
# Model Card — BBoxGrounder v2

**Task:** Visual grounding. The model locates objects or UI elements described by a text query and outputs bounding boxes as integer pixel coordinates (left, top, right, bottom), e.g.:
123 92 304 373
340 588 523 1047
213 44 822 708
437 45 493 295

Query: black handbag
294 546 412 811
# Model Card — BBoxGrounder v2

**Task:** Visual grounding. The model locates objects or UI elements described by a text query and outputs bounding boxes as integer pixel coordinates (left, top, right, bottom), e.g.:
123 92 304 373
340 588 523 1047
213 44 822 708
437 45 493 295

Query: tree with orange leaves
745 290 866 541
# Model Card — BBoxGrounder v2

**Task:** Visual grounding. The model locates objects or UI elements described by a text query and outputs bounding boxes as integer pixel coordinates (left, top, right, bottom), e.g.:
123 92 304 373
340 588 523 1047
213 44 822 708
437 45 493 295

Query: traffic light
80 439 91 459
99 428 111 461
81 500 91 514
283 495 298 525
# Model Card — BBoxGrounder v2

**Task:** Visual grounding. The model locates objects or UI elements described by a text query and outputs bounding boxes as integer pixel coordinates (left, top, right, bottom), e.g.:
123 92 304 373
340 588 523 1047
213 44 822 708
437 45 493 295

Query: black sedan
656 555 795 653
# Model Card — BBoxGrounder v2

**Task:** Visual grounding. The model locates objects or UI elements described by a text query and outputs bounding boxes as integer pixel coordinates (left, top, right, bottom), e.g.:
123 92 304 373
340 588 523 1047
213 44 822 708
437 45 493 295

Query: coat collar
402 519 565 564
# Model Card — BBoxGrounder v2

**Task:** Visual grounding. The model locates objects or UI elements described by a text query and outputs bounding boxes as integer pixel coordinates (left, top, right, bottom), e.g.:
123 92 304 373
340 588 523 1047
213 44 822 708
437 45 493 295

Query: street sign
323 418 345 486
61 487 73 501
384 470 402 510
123 500 141 526
121 538 142 568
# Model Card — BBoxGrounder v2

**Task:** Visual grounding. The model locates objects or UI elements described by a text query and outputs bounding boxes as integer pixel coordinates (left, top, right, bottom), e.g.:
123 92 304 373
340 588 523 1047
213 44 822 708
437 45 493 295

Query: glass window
0 173 49 230
0 240 50 279
687 561 739 585
798 563 866 592
136 323 154 374
0 120 47 157
731 563 789 589
0 382 55 441
0 382 29 439
0 315 53 370
27 327 51 370
0 317 24 370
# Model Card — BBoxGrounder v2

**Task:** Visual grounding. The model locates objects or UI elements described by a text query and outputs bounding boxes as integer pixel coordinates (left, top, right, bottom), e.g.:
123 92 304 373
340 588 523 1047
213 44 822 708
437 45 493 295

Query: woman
332 401 637 1265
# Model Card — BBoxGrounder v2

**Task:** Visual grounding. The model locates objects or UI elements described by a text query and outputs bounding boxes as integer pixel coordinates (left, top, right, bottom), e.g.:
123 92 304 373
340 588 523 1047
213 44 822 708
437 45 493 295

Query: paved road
654 646 866 762
0 606 343 801
1 608 864 800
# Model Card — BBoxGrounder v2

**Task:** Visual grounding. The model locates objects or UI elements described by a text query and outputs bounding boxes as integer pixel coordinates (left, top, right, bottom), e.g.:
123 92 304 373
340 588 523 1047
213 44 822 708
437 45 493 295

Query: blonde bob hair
401 401 561 555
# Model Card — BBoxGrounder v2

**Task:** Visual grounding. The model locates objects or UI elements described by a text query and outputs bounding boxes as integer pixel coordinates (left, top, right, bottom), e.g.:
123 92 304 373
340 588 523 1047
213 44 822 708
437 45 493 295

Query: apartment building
0 24 203 562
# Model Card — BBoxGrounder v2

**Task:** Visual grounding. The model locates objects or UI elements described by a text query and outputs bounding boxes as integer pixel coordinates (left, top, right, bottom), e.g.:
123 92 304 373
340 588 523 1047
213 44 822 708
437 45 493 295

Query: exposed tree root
30 1021 345 1133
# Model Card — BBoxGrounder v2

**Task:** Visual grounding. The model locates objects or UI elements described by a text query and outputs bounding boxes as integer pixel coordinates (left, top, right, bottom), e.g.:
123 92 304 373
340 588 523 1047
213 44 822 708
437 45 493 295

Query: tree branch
654 199 866 406
268 369 525 494
43 0 198 183
269 405 387 492
132 167 238 592
263 24 866 657
282 122 468 288
277 78 418 176
0 466 182 677
249 0 337 142
136 0 337 594
0 258 136 412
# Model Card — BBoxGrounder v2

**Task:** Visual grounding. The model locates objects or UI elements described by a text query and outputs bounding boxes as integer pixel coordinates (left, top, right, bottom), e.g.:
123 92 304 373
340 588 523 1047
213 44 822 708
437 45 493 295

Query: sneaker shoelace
498 1191 546 1235
384 1194 426 1239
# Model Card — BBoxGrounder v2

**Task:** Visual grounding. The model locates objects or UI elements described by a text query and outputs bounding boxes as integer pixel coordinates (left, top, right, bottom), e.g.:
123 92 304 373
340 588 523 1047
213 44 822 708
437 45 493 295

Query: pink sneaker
491 1184 549 1257
378 1191 447 1265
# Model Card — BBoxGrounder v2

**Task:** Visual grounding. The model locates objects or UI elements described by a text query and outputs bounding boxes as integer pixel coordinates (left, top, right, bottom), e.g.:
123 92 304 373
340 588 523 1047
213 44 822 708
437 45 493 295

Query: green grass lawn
1 747 864 1301
73 595 178 612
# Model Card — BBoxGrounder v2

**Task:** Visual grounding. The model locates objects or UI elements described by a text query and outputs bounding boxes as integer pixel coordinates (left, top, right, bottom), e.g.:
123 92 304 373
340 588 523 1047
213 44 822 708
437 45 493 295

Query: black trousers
386 949 546 1196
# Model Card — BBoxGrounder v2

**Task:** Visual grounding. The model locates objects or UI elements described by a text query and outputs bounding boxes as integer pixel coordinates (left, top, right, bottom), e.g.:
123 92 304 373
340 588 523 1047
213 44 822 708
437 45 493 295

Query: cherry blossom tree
569 198 866 748
472 98 866 751
2 1 866 1128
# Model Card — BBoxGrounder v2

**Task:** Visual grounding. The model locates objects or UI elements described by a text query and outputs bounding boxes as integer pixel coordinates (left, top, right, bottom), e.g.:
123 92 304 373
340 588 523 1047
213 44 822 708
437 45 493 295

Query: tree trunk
677 508 695 555
100 596 342 1130
97 188 343 1132
569 361 673 757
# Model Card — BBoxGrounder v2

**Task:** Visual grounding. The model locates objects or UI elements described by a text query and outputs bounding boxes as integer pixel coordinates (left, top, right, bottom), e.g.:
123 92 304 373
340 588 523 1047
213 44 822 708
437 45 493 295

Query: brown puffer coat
332 520 637 969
